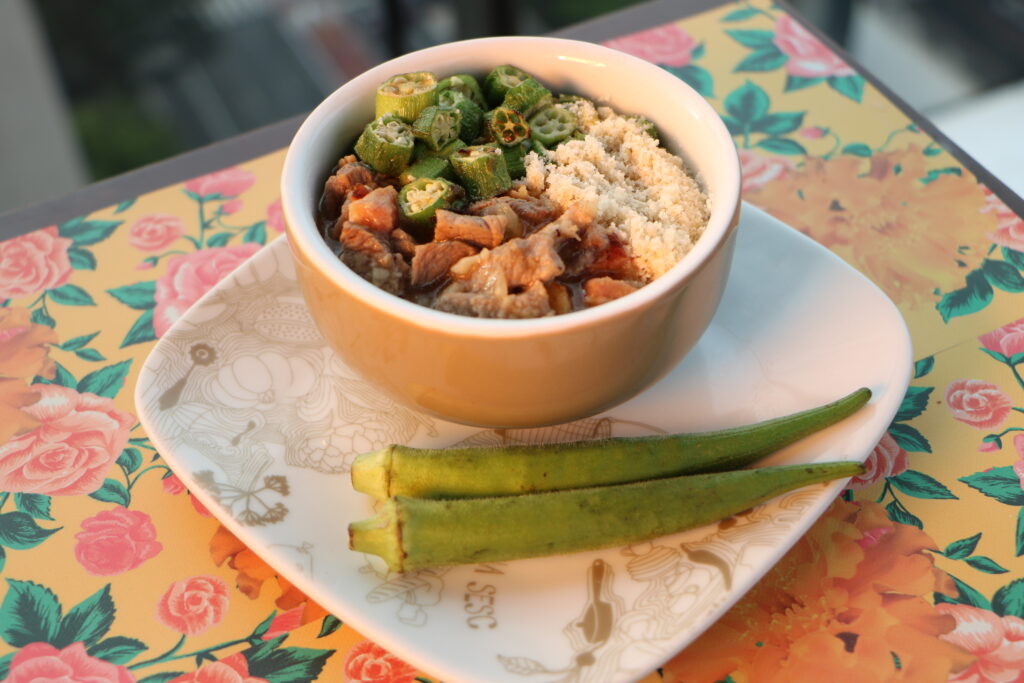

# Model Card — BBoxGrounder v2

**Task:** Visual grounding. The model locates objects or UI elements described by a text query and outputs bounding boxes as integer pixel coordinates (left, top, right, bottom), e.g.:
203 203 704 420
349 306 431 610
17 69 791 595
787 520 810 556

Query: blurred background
1 0 1022 216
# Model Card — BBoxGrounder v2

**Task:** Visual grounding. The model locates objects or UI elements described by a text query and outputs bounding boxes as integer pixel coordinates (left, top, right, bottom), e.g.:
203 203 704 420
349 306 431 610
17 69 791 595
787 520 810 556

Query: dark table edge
2 0 1021 240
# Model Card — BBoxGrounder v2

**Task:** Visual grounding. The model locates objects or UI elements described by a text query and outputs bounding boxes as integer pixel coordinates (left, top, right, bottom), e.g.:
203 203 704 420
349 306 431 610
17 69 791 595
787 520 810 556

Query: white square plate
136 203 912 683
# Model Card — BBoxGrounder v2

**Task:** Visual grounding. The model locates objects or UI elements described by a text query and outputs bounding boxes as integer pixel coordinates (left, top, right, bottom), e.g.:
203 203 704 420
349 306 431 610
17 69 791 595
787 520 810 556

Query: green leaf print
784 75 823 92
244 221 267 246
937 269 993 323
14 494 53 521
242 636 334 683
913 356 934 379
827 75 864 102
921 167 962 185
58 218 121 246
734 46 788 72
887 423 931 453
751 111 804 135
75 348 106 361
960 466 1024 506
121 309 158 348
89 479 131 507
107 281 156 310
77 359 132 398
662 65 715 97
841 143 872 157
88 636 148 665
966 556 1009 574
889 470 957 500
1003 247 1024 271
725 80 770 126
934 573 991 610
723 7 761 21
885 500 922 529
0 579 61 647
206 232 233 248
725 29 775 49
754 137 806 155
114 198 137 214
60 332 100 351
944 533 981 560
54 584 115 648
30 307 55 328
1017 508 1024 557
0 512 61 550
48 284 96 307
317 615 342 637
894 386 933 422
137 673 185 683
993 578 1024 618
68 246 97 270
982 259 1024 293
117 447 143 474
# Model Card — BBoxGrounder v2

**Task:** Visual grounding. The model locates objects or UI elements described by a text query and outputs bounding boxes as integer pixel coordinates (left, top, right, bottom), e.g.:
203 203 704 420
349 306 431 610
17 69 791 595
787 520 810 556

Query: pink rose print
799 126 826 139
737 148 794 194
75 507 162 575
184 167 256 198
344 640 418 683
153 243 260 336
946 379 1013 429
0 226 73 300
980 317 1024 360
169 653 268 683
0 385 134 495
983 187 1024 252
604 24 698 68
220 199 242 215
773 14 855 79
848 432 909 489
1013 434 1024 491
937 603 1024 683
157 575 230 635
6 642 134 683
261 605 304 640
128 214 184 252
162 473 186 494
266 198 285 233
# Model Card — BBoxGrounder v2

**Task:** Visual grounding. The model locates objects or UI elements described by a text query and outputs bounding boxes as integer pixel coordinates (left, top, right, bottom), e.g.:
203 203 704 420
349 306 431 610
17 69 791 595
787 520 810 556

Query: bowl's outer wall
283 37 741 427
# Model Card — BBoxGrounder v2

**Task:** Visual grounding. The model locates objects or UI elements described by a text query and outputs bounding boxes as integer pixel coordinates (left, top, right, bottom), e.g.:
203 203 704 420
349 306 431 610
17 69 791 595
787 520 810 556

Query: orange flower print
746 146 993 308
344 640 418 683
663 500 974 683
0 306 56 444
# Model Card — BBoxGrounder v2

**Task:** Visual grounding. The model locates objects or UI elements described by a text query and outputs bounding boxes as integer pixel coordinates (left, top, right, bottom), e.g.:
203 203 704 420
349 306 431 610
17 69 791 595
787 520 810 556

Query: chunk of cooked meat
410 240 479 288
435 280 553 318
467 195 559 233
584 277 639 306
322 157 377 220
546 282 572 315
338 222 408 295
390 228 418 260
450 229 564 291
348 186 399 233
470 201 522 239
434 210 507 248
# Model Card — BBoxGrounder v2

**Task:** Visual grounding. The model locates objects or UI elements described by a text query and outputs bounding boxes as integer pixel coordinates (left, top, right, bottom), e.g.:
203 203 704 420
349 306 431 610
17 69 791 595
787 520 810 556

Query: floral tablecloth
2 2 1023 682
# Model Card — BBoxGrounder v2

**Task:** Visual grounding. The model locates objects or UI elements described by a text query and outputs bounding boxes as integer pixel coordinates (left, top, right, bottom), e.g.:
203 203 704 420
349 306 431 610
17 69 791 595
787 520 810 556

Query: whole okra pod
449 145 511 200
352 388 871 500
349 461 865 572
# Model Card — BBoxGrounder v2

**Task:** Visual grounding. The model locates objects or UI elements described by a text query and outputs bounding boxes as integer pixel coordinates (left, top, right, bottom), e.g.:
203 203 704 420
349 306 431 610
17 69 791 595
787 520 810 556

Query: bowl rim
281 35 740 340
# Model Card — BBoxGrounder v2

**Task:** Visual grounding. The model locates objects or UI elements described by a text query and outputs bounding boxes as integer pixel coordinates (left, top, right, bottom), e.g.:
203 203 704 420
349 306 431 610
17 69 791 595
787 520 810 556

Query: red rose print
945 379 1013 429
848 432 909 489
979 317 1024 360
604 24 699 68
157 575 230 635
0 385 134 495
0 226 73 300
128 214 185 252
75 507 162 575
5 642 134 683
344 640 418 683
773 14 855 79
184 167 256 198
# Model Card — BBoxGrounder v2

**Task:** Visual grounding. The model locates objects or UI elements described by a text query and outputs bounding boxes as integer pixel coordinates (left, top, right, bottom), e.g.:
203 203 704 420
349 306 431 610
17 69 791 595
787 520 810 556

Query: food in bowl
316 65 709 319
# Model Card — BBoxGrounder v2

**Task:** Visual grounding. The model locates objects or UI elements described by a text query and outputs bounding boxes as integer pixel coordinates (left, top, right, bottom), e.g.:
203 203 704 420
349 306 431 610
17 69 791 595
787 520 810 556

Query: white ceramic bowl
281 36 741 427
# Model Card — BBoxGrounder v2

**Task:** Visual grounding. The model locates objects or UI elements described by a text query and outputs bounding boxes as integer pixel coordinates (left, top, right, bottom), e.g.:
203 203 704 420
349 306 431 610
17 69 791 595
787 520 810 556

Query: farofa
525 100 709 280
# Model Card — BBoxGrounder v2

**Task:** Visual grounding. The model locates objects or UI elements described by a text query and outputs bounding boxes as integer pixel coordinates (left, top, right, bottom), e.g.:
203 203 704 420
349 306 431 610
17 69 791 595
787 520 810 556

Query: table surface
2 1 1024 681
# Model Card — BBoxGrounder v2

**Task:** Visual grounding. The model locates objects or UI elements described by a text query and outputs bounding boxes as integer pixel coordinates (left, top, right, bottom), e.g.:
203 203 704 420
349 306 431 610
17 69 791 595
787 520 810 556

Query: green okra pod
353 115 415 176
500 141 529 179
486 107 530 147
449 144 511 200
483 64 530 106
437 73 487 109
398 156 456 185
352 387 871 500
375 71 438 122
529 105 578 146
349 461 865 572
501 77 552 117
412 137 466 163
438 89 483 143
398 177 463 230
411 105 462 151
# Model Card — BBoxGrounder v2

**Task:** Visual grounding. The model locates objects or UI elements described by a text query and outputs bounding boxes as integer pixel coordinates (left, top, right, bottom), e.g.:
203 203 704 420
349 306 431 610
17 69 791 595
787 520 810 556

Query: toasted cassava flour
525 100 709 280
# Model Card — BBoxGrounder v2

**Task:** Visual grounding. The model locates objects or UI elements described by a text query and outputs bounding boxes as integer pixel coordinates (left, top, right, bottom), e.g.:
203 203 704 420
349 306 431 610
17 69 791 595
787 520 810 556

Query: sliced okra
483 64 530 106
438 89 483 143
411 105 462 151
398 156 457 185
437 73 487 109
486 107 530 147
398 177 464 230
375 71 438 122
501 141 529 179
502 77 552 117
450 145 512 200
528 105 578 146
530 138 550 156
412 137 466 162
354 115 415 176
